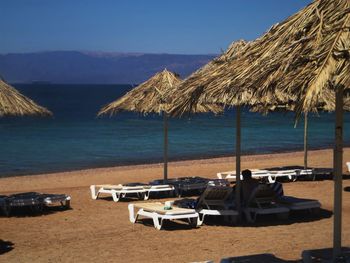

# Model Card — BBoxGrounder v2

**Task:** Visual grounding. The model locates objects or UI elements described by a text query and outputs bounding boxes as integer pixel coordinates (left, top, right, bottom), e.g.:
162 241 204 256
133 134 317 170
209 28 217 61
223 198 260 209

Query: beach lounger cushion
128 202 199 230
270 182 321 212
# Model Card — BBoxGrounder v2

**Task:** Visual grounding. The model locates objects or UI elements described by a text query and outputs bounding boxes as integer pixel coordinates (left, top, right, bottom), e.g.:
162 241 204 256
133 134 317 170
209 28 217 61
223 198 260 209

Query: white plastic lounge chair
347 162 350 173
90 184 146 202
218 168 313 183
243 184 290 223
270 182 321 214
278 196 321 213
128 202 199 230
174 186 238 225
90 184 175 202
268 168 313 182
144 184 175 199
195 186 238 225
217 169 270 181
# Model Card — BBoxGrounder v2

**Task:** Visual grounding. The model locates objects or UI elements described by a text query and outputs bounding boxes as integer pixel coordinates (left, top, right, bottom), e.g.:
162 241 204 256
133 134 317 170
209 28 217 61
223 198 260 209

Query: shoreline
1 145 349 179
1 147 350 262
1 147 349 194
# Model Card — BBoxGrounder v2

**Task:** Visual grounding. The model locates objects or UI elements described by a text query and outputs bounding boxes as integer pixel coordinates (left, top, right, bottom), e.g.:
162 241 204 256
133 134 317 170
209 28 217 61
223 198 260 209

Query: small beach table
128 202 199 230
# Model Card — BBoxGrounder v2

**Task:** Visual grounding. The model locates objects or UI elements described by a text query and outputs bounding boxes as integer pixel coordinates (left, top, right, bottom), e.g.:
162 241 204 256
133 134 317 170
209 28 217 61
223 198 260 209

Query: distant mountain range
0 51 216 84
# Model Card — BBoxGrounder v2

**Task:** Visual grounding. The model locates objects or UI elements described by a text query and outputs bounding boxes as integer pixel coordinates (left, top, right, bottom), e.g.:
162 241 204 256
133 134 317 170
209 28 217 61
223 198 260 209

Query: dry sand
1 148 350 262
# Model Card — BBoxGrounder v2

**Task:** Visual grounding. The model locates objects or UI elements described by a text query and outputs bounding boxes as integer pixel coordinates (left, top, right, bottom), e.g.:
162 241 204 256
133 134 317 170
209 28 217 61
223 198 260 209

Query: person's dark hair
242 169 252 179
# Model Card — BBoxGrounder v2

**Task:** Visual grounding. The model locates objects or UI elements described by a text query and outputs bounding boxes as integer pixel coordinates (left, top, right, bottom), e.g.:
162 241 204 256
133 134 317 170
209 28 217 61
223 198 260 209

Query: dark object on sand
151 177 209 197
0 192 71 216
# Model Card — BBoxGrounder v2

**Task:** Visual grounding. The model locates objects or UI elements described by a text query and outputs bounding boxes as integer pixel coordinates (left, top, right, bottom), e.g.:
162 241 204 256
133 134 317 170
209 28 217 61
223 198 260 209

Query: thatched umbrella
167 40 249 213
0 79 52 117
168 38 317 213
169 0 349 258
98 69 221 182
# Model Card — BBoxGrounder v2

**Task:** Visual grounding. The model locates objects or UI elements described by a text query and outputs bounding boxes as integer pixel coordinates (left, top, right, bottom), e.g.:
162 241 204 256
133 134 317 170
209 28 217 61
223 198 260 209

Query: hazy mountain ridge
0 51 216 84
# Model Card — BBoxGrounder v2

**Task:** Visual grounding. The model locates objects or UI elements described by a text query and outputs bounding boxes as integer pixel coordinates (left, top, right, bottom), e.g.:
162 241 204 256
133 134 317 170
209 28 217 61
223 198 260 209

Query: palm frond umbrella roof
169 0 350 116
98 69 222 116
0 79 52 117
167 40 248 116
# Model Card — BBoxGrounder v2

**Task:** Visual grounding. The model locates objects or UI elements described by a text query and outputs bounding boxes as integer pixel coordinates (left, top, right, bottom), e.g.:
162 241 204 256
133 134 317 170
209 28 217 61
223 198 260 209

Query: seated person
241 169 260 205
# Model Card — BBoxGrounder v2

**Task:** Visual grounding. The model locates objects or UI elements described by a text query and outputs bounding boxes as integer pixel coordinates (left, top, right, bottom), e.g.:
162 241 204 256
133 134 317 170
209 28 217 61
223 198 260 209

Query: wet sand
1 148 350 262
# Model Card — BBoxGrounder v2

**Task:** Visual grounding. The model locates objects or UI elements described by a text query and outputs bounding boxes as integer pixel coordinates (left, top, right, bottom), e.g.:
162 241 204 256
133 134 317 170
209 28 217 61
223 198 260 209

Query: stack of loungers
0 192 71 216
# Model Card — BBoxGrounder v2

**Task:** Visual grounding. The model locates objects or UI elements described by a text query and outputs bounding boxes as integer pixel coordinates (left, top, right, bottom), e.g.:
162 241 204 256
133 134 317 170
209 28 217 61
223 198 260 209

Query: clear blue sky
0 0 311 54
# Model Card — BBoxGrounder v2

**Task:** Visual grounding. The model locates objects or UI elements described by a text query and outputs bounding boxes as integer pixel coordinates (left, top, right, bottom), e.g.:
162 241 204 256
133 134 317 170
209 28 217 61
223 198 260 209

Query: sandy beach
1 148 350 262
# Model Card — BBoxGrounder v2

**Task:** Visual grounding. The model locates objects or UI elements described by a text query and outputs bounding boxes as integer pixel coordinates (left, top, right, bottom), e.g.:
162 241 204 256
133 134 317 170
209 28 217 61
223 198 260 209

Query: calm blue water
0 84 349 177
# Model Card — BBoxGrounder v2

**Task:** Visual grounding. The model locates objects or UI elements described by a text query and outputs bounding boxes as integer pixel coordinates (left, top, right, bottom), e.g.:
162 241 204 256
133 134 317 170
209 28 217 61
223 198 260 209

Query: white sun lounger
243 184 290 223
174 186 238 225
217 168 313 183
194 186 238 225
217 169 270 181
90 184 175 202
347 162 350 173
271 181 321 213
278 196 321 213
128 202 199 230
90 184 146 202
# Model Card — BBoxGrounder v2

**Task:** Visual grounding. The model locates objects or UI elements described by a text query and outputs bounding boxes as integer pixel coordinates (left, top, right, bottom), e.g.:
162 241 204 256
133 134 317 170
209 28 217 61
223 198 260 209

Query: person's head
242 169 252 179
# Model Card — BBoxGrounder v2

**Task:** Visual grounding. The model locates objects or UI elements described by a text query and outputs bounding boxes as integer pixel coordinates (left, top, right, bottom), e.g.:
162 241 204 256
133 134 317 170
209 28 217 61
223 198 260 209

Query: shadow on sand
0 240 14 255
138 218 198 231
238 208 332 228
1 206 72 218
220 253 299 263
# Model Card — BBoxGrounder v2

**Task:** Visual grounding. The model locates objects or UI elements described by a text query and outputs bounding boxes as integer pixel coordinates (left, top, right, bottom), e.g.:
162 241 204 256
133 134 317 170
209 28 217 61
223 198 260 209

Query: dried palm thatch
169 0 350 116
0 79 52 117
99 69 222 116
167 40 248 116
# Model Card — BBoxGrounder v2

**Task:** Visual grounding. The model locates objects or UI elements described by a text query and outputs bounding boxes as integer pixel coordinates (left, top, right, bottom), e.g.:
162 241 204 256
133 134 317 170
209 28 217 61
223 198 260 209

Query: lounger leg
128 204 138 223
111 191 120 202
152 213 162 230
196 214 204 226
268 176 276 184
143 192 150 200
64 199 71 209
90 185 99 200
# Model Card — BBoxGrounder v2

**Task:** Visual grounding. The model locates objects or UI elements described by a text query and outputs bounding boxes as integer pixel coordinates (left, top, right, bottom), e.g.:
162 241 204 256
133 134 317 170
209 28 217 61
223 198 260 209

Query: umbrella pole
163 112 168 183
333 85 343 259
304 112 308 169
235 106 241 218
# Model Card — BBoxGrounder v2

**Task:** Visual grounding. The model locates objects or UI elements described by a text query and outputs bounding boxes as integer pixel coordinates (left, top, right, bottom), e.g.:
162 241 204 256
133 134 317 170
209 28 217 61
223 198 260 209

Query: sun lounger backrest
247 184 276 207
196 186 233 209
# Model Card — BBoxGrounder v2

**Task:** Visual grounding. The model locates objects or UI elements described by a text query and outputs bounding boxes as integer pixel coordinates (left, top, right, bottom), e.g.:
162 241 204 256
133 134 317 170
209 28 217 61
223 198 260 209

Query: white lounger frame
197 209 238 225
128 203 199 230
217 169 313 183
90 184 175 202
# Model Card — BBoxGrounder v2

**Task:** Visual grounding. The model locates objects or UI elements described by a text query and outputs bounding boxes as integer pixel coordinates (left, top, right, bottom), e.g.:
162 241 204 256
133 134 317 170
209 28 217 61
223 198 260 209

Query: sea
0 84 349 178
